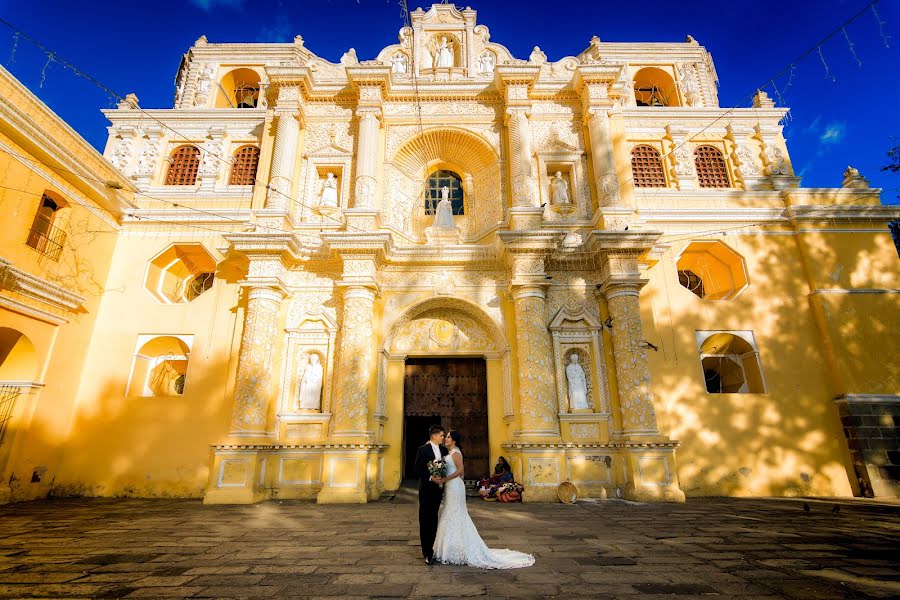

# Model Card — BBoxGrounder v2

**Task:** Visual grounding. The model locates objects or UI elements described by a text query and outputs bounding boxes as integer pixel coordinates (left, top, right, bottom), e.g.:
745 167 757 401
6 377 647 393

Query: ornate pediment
549 307 602 331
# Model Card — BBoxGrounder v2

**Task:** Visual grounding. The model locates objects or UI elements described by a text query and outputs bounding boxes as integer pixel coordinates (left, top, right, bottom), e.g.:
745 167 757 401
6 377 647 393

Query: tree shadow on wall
9 350 236 502
643 223 899 497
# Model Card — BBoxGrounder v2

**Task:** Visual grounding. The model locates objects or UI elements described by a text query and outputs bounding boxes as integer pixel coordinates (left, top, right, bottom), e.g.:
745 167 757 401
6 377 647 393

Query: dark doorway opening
402 357 489 481
403 415 442 481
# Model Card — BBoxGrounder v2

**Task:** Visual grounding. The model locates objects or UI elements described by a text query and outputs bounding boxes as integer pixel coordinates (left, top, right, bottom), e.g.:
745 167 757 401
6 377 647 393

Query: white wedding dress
433 448 534 569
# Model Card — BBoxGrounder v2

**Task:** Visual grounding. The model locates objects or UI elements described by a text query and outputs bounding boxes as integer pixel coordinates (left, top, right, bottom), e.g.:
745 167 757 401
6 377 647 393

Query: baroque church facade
1 4 898 504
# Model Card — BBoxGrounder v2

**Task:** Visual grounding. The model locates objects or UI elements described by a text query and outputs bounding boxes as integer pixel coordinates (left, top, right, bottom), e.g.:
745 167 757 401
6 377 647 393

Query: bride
432 431 534 569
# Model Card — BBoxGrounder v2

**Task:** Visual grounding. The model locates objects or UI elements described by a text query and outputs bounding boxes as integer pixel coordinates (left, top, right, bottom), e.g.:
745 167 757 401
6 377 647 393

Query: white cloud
189 0 243 11
819 122 846 145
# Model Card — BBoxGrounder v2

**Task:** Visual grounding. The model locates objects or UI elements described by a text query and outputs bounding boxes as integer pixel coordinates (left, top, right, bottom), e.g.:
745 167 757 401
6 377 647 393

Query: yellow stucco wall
49 236 244 498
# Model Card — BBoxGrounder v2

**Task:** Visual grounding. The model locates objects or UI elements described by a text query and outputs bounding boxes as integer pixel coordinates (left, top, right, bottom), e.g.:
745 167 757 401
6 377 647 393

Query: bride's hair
447 430 462 450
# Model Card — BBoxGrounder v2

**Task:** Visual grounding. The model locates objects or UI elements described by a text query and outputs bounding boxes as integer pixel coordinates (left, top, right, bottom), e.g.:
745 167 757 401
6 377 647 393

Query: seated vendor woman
478 456 514 499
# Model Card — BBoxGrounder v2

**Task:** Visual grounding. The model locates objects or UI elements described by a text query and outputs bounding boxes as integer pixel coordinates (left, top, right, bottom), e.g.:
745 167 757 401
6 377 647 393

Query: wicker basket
557 481 578 504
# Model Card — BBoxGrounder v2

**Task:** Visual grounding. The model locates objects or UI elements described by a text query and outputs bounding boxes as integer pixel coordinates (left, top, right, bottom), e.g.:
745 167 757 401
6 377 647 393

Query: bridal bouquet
427 458 447 480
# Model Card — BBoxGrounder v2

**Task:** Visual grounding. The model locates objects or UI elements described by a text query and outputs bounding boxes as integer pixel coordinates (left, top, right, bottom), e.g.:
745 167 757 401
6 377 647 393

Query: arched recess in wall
633 67 680 107
126 335 193 397
697 331 766 394
385 127 501 243
215 68 262 109
0 328 39 382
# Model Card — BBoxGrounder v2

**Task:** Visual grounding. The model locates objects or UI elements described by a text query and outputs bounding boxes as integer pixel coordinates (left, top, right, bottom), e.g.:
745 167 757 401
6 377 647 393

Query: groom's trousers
418 482 442 558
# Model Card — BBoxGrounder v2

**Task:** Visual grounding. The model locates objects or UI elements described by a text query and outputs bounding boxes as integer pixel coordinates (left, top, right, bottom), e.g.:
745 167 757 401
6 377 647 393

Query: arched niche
127 335 193 397
384 127 502 243
0 328 39 382
215 68 262 109
633 67 681 107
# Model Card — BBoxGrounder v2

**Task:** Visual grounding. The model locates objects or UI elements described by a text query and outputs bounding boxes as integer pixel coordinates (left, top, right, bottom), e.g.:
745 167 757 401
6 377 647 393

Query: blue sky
1 0 898 202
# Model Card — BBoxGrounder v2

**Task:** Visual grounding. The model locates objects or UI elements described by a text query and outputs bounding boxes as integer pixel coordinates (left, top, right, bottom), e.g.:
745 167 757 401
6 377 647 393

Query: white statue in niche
433 185 455 228
477 52 495 76
297 353 324 411
320 172 339 207
550 171 570 204
565 353 590 410
391 53 408 75
435 36 454 68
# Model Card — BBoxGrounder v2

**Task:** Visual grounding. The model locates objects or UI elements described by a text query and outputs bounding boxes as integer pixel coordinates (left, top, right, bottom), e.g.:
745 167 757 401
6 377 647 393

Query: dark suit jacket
414 442 449 491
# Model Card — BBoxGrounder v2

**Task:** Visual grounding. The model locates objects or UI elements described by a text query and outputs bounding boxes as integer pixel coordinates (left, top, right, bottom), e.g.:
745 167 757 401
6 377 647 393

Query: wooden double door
402 357 490 481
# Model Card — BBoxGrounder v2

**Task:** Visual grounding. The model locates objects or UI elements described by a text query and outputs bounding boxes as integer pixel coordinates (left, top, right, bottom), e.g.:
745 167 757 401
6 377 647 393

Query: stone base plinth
424 226 461 245
502 439 685 503
204 443 386 505
619 440 685 503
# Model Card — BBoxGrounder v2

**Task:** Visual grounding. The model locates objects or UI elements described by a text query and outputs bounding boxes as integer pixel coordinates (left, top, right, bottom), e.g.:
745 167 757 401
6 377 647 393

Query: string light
842 26 863 67
871 2 891 48
0 1 888 267
7 31 17 65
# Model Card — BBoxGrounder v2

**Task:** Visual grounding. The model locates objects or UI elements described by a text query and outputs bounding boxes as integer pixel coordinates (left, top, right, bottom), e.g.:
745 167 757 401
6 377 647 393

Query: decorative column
352 106 380 209
198 126 226 192
576 65 622 207
346 69 388 232
497 64 540 229
596 241 684 502
502 242 564 502
665 124 696 191
727 123 763 191
511 280 559 437
266 86 302 211
585 108 621 206
331 282 376 437
132 126 163 190
317 240 385 504
506 108 538 208
598 266 659 437
230 286 284 434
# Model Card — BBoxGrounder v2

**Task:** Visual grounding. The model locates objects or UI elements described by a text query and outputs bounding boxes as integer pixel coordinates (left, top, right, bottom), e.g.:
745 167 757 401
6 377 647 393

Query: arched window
165 145 201 185
229 146 260 185
425 169 464 215
694 145 730 188
26 194 66 260
697 332 765 394
631 145 666 187
127 335 192 397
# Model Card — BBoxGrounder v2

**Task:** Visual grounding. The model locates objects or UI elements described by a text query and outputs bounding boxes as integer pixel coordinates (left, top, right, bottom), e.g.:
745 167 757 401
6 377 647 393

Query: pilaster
592 231 685 502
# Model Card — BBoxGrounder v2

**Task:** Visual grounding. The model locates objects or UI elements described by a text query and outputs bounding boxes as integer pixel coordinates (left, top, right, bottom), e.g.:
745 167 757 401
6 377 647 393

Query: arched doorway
379 298 510 492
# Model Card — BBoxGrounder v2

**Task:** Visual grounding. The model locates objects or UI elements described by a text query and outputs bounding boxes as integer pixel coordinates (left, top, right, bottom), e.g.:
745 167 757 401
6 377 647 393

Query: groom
414 424 449 565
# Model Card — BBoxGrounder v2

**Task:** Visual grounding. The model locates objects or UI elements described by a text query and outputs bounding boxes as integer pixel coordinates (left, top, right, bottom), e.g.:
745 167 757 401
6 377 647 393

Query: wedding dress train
432 448 534 569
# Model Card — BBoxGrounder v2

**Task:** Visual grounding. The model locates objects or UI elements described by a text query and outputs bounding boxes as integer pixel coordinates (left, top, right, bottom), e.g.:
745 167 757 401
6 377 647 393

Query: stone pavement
0 493 898 600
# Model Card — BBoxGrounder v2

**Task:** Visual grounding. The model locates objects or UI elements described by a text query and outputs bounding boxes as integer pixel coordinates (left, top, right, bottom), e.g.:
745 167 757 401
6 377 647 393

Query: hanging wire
0 1 887 260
